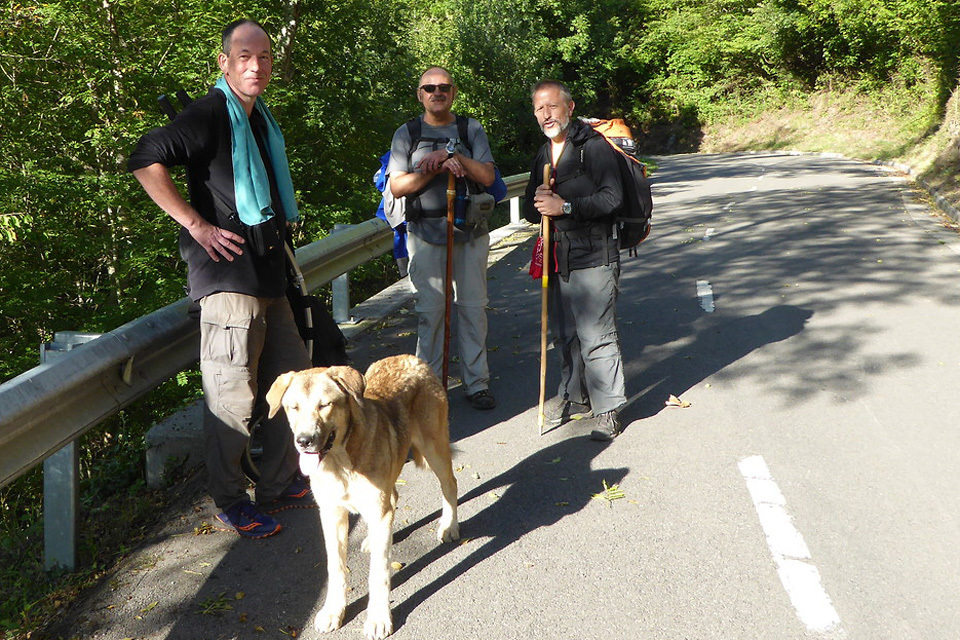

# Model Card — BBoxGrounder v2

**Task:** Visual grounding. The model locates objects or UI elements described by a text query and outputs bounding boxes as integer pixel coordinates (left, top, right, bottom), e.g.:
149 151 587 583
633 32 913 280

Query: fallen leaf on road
665 394 691 408
592 480 626 507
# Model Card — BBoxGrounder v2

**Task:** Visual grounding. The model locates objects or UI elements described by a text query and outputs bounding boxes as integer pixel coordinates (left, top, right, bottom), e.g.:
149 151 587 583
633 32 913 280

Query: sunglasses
420 83 453 94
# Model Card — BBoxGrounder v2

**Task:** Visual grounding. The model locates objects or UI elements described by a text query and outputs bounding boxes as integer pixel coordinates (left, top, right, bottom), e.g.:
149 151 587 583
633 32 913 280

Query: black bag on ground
284 244 349 367
287 288 348 367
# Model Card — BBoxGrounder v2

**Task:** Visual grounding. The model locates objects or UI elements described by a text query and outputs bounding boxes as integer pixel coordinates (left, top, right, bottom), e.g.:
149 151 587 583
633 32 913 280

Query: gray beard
543 119 570 140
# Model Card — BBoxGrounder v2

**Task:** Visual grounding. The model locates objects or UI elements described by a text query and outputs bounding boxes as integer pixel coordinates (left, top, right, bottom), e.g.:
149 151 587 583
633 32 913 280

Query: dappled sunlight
617 153 960 416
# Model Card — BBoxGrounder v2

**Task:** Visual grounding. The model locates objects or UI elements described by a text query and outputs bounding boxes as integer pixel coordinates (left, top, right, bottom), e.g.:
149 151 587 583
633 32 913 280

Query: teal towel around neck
215 76 299 226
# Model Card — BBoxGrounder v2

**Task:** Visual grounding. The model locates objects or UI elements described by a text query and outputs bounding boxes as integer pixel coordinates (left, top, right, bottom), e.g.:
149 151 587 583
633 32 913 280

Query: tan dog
266 354 459 640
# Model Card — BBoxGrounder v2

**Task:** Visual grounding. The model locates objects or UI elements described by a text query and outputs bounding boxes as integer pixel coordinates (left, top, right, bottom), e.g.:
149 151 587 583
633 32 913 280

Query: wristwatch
561 201 573 215
445 139 457 160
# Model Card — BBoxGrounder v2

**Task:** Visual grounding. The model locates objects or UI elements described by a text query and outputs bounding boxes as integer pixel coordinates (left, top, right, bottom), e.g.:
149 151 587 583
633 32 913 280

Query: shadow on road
381 436 626 633
622 304 814 422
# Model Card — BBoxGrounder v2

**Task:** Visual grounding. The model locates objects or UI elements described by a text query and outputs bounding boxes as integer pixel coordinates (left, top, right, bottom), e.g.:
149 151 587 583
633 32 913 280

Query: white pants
407 231 490 394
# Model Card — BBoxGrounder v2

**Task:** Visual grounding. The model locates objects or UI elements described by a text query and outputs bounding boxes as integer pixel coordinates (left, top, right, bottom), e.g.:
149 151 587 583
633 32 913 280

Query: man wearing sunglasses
388 66 498 410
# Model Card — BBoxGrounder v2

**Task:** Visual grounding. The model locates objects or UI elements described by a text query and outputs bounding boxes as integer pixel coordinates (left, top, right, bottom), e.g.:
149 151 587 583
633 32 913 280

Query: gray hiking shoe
543 397 593 425
589 411 622 441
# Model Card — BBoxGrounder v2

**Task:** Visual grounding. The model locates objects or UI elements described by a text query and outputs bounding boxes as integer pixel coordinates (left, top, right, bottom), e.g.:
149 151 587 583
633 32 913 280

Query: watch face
445 140 456 154
562 202 572 214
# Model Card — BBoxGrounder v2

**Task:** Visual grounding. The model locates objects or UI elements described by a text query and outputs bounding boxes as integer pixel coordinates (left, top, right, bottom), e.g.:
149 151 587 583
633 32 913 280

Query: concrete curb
876 160 960 225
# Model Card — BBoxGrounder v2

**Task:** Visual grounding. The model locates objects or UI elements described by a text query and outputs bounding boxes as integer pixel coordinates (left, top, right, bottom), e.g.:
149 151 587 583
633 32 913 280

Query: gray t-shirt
388 114 495 244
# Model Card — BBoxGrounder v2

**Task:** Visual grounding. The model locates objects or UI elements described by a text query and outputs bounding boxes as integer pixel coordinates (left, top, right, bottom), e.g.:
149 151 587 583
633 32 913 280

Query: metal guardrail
0 172 531 492
0 219 394 490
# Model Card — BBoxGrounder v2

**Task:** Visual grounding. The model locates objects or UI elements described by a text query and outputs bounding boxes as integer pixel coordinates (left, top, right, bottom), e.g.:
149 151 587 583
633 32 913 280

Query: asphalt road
48 152 960 640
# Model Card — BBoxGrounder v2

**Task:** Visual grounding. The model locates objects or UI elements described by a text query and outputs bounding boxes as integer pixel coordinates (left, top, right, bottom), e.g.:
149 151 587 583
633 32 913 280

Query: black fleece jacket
523 119 623 277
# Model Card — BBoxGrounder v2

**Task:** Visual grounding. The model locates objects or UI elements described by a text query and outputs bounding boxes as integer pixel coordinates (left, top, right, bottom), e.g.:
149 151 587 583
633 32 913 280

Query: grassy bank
699 71 960 216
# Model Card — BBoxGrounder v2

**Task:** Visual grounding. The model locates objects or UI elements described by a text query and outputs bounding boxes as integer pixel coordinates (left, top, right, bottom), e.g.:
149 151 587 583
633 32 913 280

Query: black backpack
405 114 472 158
581 118 653 255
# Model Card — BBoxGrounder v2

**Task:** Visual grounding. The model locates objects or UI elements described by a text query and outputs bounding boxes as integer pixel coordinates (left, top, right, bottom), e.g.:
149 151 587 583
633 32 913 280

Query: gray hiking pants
407 231 491 395
550 262 626 416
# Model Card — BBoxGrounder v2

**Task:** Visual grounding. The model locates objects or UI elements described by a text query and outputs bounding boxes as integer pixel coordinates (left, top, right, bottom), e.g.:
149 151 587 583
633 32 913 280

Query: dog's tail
408 445 427 469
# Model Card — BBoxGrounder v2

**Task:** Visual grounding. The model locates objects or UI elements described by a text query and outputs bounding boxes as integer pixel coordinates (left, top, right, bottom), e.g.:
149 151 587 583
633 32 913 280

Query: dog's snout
296 434 314 449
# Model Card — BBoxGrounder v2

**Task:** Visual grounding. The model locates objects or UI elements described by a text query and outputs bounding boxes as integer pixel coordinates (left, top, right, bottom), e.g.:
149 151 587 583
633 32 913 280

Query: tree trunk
276 1 302 82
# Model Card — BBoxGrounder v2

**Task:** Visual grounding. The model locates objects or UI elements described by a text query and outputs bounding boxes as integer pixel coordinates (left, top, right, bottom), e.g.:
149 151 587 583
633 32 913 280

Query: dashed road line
739 455 844 636
696 280 714 312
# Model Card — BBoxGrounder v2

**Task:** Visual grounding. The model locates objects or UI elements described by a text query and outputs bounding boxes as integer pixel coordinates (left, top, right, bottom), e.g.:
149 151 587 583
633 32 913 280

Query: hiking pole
285 243 314 364
442 171 456 390
537 164 552 435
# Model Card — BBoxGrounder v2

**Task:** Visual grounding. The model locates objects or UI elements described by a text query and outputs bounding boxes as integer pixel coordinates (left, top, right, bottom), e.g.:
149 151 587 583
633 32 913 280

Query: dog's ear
266 371 296 418
327 366 365 424
327 366 365 402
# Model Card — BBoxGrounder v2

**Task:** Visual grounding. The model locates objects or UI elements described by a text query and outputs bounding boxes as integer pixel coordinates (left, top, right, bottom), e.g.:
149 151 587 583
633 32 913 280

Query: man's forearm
389 170 437 198
132 162 246 262
457 157 494 188
132 163 205 231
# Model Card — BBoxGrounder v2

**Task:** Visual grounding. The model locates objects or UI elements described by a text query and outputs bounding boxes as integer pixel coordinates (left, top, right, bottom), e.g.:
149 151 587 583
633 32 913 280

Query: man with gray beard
522 80 627 440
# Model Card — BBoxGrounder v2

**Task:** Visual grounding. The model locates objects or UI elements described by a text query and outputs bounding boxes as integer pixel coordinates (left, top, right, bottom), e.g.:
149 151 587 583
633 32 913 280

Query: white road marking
739 455 844 635
696 280 714 313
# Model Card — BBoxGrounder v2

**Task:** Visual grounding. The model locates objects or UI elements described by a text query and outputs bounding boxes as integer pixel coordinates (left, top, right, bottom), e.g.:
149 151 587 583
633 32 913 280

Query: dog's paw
314 607 345 634
364 610 393 640
437 520 460 543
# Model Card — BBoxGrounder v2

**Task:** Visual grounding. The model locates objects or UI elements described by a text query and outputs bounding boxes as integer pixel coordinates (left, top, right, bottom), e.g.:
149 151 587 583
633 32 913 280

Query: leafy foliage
632 0 960 123
2 0 958 381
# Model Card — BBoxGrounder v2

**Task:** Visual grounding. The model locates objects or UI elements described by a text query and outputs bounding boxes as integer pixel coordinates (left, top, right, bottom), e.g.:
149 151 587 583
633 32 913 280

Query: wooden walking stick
537 164 552 435
442 171 456 390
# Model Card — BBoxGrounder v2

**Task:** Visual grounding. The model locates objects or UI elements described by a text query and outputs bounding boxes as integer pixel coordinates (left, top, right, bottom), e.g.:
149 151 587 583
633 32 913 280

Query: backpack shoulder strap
405 116 423 161
456 114 471 154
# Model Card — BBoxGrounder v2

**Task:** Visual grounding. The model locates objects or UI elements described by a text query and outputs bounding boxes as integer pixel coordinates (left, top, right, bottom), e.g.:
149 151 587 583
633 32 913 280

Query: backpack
401 115 508 218
581 117 653 254
373 151 409 261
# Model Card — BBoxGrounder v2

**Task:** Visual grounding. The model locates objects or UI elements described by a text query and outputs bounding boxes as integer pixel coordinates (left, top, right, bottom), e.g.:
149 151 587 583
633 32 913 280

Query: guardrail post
332 224 353 324
41 332 101 572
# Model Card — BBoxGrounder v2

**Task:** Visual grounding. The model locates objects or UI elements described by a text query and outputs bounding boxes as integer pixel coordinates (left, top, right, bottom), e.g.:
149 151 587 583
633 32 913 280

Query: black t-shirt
128 89 287 301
